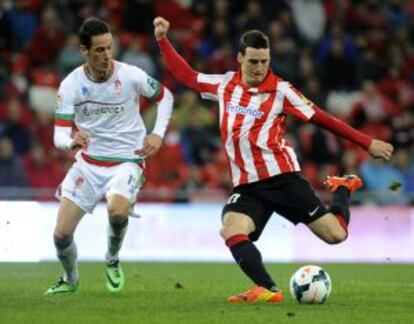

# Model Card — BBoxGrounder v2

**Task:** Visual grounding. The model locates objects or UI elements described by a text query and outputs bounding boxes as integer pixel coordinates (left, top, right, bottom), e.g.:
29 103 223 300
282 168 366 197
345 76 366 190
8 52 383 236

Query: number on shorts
227 193 241 204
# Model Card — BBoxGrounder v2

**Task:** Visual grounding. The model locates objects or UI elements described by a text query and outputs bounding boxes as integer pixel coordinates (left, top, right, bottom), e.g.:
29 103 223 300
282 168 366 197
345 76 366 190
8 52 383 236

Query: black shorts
222 172 328 241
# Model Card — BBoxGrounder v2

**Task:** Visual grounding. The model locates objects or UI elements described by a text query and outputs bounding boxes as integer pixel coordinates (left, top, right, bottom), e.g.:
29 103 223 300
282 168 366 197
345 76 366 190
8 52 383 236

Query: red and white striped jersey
196 70 315 187
158 37 371 188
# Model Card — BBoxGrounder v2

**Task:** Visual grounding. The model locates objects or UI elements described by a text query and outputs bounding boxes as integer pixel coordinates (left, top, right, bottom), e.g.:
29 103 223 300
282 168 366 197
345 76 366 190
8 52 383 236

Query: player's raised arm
280 82 393 161
153 16 221 97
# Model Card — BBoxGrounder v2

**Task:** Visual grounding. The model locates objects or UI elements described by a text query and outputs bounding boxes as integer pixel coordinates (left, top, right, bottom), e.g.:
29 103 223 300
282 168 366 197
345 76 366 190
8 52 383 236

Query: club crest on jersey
74 176 84 189
226 102 264 119
81 85 89 97
114 80 122 95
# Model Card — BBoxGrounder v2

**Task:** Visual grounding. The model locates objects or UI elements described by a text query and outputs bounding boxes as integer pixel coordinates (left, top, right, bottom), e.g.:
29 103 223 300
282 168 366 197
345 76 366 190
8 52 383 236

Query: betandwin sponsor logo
75 105 125 116
83 106 125 116
226 102 263 119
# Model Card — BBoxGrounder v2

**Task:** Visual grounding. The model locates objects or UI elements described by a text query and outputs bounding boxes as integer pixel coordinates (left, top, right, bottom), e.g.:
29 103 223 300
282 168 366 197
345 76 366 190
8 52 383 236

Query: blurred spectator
354 0 388 54
269 20 298 81
297 124 342 165
165 91 219 166
317 21 358 63
350 80 400 130
27 6 66 67
302 77 326 107
360 158 407 205
57 33 84 77
290 0 326 45
28 69 59 114
0 4 13 53
181 109 220 166
382 0 409 32
0 57 8 99
354 0 388 30
236 0 267 32
7 53 30 97
206 42 238 74
5 0 37 50
378 65 414 110
0 98 32 155
295 53 318 89
123 0 154 33
320 39 357 90
356 48 386 84
198 18 234 59
121 38 156 76
0 137 26 187
22 143 64 188
31 111 55 152
393 149 414 199
391 110 414 150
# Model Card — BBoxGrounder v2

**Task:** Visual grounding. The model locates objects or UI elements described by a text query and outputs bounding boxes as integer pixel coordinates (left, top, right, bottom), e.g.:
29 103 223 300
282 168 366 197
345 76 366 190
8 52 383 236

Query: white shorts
56 153 144 214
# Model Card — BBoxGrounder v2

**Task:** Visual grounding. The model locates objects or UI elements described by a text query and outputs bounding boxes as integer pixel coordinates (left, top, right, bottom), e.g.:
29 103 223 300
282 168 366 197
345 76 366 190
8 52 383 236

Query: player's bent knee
107 206 129 221
53 233 73 249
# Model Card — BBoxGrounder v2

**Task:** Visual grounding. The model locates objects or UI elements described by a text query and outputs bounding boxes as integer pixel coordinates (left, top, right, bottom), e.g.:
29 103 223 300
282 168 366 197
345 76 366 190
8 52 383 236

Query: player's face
85 33 113 75
238 47 270 86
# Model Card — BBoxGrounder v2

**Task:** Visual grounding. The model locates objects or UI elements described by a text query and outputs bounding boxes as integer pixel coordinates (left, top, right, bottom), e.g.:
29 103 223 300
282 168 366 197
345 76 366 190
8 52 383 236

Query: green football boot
105 260 125 293
45 277 78 295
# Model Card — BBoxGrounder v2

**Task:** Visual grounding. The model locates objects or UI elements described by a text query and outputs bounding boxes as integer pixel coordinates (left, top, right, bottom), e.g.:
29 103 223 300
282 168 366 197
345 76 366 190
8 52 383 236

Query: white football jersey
55 60 163 163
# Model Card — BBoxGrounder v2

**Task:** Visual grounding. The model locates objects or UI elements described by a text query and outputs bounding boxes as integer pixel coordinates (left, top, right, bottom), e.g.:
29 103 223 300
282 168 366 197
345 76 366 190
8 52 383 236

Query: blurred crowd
0 0 413 204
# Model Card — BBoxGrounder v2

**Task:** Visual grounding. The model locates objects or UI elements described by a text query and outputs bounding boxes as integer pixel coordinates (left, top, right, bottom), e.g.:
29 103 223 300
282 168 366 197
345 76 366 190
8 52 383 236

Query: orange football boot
227 286 284 303
325 175 363 194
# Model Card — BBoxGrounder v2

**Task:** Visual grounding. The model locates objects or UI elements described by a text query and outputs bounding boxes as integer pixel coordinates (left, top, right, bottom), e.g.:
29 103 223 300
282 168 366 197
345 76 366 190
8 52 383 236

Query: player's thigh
105 162 144 217
55 198 85 238
268 173 327 225
307 213 347 244
221 191 272 241
57 162 101 214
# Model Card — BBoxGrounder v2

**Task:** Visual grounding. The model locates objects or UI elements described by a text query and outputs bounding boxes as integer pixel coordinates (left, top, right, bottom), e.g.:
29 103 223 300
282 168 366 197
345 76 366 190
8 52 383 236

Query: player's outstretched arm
310 107 393 161
153 17 210 93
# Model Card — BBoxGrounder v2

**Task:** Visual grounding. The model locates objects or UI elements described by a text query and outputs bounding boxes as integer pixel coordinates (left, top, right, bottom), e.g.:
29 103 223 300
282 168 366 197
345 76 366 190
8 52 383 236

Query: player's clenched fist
135 134 163 158
71 130 89 149
368 139 394 161
153 17 170 41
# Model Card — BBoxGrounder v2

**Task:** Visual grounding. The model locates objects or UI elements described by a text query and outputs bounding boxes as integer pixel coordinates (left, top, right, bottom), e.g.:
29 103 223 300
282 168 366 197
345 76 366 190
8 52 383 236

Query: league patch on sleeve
147 76 160 97
55 93 63 110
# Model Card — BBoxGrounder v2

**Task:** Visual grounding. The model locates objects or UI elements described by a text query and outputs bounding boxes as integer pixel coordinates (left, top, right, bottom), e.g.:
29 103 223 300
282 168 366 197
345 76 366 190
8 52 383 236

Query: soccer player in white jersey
153 17 394 303
45 17 173 295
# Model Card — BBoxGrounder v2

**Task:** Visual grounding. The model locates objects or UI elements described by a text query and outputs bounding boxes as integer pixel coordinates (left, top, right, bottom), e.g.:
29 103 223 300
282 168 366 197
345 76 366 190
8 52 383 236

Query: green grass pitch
0 262 413 323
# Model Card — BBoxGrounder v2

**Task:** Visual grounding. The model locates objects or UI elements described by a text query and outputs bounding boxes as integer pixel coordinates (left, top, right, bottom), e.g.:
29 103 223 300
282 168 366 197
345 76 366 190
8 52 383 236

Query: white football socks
56 240 79 284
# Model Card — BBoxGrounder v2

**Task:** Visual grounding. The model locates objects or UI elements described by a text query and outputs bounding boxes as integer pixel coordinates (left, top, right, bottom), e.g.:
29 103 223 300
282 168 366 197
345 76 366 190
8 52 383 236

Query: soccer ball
289 265 332 304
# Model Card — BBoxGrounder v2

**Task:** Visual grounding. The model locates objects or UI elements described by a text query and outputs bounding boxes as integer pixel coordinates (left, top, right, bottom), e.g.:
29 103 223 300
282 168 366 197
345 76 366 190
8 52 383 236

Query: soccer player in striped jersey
45 17 174 295
153 17 394 303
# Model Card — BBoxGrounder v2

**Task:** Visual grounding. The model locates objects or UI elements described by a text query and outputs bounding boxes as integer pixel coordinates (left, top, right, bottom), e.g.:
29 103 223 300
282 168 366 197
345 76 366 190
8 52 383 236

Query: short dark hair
239 30 269 54
79 17 110 49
